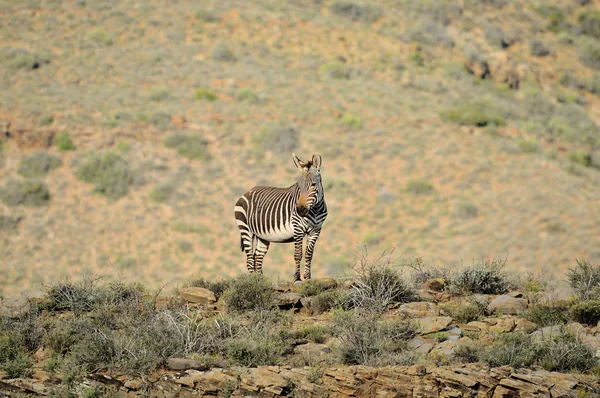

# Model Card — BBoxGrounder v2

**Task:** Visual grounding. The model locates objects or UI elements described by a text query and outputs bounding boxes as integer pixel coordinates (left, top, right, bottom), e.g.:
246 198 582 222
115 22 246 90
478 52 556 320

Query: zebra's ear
293 153 307 169
312 154 322 170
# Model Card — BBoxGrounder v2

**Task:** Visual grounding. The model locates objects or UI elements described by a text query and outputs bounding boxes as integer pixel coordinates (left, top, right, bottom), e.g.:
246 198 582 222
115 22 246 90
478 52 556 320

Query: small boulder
487 295 527 315
179 287 216 305
274 292 302 309
416 316 453 334
167 358 208 371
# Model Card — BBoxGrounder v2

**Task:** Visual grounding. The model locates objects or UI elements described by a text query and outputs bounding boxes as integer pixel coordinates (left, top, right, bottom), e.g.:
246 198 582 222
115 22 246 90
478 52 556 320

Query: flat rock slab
274 292 302 309
399 302 440 317
416 316 453 334
179 287 216 304
487 295 528 315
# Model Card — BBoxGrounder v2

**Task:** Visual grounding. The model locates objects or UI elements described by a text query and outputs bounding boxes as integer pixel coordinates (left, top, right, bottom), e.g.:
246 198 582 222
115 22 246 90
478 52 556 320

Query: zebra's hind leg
253 238 270 274
303 229 321 280
241 233 256 273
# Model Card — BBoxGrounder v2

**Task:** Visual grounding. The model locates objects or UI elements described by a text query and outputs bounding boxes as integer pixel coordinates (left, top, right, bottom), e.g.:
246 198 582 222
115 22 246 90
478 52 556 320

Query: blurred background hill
1 0 600 298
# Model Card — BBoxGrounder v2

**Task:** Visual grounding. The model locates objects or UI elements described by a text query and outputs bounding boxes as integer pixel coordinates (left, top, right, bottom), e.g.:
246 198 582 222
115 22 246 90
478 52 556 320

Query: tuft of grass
221 274 275 312
484 25 516 49
522 303 570 327
409 51 424 67
164 133 211 161
567 260 600 300
150 182 176 203
448 259 510 295
579 37 600 70
149 86 170 101
296 325 330 344
298 280 328 297
225 324 288 367
320 62 349 79
252 125 299 154
54 132 76 151
517 138 539 153
452 200 478 219
332 310 416 366
195 88 217 102
306 290 350 314
88 28 113 45
578 10 600 39
570 300 600 325
567 151 592 167
441 100 506 127
0 214 23 231
341 113 362 129
0 179 51 207
0 47 50 70
329 1 382 23
405 179 434 195
236 88 259 103
443 298 486 323
74 152 136 199
348 250 415 313
18 152 62 178
529 40 552 57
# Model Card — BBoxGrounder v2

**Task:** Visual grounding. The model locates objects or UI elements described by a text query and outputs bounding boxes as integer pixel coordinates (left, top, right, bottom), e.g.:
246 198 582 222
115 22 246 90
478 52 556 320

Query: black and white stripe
234 154 328 281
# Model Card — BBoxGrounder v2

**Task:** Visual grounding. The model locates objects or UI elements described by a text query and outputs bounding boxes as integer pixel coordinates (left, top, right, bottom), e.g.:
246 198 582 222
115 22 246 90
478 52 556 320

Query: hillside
1 0 600 297
0 259 599 396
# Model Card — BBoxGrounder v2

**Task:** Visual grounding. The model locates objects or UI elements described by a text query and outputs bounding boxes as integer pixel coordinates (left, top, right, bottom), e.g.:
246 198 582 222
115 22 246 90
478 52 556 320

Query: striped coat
234 154 327 281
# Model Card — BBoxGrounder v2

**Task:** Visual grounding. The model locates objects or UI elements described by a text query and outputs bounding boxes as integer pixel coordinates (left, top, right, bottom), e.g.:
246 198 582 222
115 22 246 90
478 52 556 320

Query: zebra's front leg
253 239 270 274
303 229 321 280
293 235 304 282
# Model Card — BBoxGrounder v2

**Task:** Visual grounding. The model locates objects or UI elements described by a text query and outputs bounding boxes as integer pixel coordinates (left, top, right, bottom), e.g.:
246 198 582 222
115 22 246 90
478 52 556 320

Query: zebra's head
293 153 323 216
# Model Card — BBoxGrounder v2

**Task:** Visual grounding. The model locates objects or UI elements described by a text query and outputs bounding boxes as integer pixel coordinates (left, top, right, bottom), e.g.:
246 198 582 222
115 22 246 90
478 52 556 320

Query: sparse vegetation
320 62 349 79
164 132 211 161
74 152 136 199
441 100 506 127
0 179 51 207
341 113 362 129
306 289 349 315
405 179 434 195
567 260 600 300
570 300 600 325
252 125 299 154
18 152 62 178
195 88 218 102
529 39 552 57
522 303 570 327
183 277 232 299
221 274 275 312
329 1 382 23
212 42 235 62
448 260 510 295
54 132 76 151
348 250 415 312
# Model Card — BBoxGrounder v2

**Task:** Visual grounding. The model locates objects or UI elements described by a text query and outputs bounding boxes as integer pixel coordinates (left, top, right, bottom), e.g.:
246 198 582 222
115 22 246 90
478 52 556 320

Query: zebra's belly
255 227 295 243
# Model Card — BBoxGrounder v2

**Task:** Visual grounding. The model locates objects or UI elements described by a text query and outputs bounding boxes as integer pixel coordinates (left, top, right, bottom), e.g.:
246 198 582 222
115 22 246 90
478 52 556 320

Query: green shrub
320 62 349 79
579 37 600 70
578 10 600 38
517 138 539 153
88 28 113 45
479 332 536 368
54 132 76 151
444 299 486 323
567 151 592 167
42 316 96 354
195 88 217 102
534 329 597 372
296 325 330 344
0 47 50 70
567 260 600 300
523 303 570 327
441 100 506 127
225 327 288 367
484 25 515 49
349 251 415 313
341 113 362 129
448 260 510 295
149 86 170 101
236 88 259 103
570 300 600 325
405 179 434 195
74 152 136 199
409 51 424 66
1 351 33 378
0 179 51 207
18 152 62 177
164 133 211 161
150 182 176 203
212 42 235 62
529 40 552 57
298 280 328 297
307 290 350 314
332 310 416 365
252 125 299 154
330 1 382 23
0 214 21 232
452 200 478 219
221 274 275 312
403 18 453 47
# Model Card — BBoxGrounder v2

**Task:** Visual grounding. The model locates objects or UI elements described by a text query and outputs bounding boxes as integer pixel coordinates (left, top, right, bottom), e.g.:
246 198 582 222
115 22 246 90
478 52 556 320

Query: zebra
234 153 328 282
